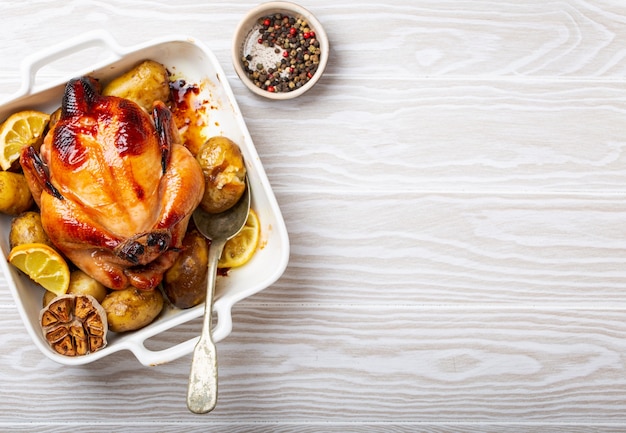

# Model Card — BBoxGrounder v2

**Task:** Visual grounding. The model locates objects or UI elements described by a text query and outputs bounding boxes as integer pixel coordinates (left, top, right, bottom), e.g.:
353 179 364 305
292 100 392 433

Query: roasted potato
0 172 33 215
196 136 246 214
163 228 209 309
9 211 52 249
101 287 164 333
102 60 171 112
48 107 62 130
42 270 109 307
42 290 56 307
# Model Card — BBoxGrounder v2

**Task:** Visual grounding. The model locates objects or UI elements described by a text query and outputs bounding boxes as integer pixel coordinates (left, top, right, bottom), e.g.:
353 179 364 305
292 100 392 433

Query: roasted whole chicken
20 76 204 290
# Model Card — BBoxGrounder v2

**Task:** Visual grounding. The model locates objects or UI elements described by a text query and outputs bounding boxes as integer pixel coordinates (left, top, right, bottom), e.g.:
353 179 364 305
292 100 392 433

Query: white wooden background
1 0 626 431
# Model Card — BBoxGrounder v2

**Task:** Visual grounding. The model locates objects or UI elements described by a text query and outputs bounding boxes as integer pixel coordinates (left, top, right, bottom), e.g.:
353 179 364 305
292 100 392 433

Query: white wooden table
1 0 626 431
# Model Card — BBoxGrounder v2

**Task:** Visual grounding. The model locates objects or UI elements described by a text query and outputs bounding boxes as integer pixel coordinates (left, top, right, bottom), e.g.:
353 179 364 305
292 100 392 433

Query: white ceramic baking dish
0 31 289 366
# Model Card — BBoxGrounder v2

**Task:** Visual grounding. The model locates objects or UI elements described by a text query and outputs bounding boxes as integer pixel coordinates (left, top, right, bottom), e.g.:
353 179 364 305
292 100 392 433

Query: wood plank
3 76 625 194
3 425 626 433
0 1 625 81
324 0 626 79
238 78 626 193
2 190 626 306
1 305 626 425
253 190 626 307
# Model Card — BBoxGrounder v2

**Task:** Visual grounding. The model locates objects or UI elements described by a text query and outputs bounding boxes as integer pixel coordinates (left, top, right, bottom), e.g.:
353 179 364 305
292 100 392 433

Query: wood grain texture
258 191 626 306
6 191 626 307
0 0 625 85
2 306 626 428
238 79 626 193
0 0 625 431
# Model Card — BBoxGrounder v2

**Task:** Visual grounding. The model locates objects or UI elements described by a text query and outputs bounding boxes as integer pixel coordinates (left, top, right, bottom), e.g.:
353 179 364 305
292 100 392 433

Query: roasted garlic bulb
40 294 108 356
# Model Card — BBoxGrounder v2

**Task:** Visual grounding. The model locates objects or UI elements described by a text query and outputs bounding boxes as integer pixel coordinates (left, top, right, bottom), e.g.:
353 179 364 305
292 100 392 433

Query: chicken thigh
21 76 204 290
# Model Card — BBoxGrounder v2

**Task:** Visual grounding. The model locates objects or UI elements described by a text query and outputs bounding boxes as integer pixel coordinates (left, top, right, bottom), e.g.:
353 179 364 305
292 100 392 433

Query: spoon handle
186 239 225 414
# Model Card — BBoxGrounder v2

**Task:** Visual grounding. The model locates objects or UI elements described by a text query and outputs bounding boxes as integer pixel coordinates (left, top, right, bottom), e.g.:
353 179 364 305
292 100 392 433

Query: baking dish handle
18 30 125 95
125 305 234 367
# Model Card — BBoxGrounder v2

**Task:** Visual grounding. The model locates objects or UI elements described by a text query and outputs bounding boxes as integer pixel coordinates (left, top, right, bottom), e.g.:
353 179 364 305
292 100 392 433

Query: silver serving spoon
186 177 250 414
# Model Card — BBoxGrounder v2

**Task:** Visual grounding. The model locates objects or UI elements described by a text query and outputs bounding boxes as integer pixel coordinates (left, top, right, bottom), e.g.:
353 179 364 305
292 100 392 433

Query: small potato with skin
196 136 246 214
101 287 164 333
67 270 108 302
102 60 171 112
163 228 209 309
42 290 56 307
48 107 62 130
42 269 109 307
10 211 53 249
0 172 33 215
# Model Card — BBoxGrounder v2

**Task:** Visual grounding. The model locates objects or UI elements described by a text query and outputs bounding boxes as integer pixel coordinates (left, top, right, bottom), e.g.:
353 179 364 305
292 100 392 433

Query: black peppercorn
242 12 322 93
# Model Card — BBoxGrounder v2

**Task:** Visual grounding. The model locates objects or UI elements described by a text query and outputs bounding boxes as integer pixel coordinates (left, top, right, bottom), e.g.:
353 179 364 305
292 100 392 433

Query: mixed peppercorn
241 13 322 93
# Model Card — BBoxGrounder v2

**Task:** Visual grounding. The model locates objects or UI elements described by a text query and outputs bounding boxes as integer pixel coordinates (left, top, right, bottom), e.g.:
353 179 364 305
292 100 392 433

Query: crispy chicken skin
20 77 204 290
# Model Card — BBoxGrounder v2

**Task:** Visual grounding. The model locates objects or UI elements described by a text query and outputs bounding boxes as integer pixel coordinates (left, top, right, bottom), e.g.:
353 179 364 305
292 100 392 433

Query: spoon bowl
186 177 250 414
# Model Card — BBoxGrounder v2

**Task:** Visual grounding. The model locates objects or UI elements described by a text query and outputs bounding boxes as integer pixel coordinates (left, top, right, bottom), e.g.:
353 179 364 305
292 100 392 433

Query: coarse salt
243 24 285 72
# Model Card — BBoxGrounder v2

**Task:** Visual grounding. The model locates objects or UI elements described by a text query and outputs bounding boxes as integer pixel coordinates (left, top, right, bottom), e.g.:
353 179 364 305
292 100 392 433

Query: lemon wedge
0 110 50 170
8 242 70 296
218 209 260 268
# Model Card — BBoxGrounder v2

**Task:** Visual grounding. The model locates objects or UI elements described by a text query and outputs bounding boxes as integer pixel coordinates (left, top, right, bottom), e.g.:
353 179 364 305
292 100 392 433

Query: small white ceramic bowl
232 2 329 100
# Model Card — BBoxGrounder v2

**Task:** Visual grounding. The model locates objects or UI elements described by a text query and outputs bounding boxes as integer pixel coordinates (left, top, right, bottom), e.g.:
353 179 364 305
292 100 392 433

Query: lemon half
0 110 50 170
8 242 70 295
218 209 260 268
